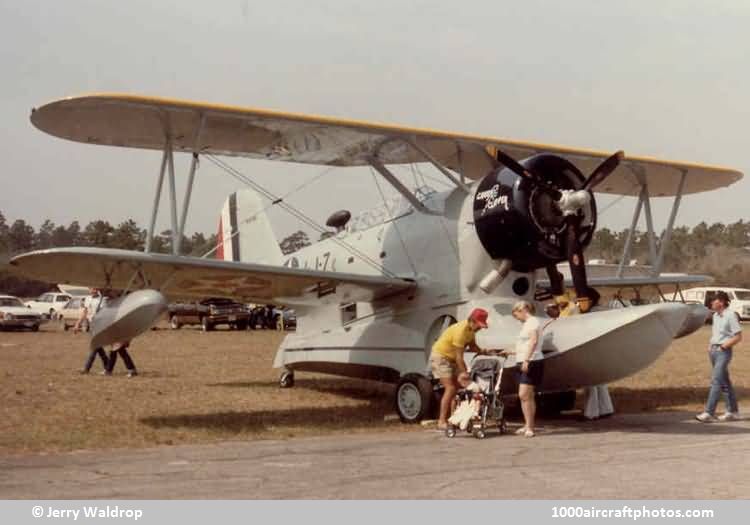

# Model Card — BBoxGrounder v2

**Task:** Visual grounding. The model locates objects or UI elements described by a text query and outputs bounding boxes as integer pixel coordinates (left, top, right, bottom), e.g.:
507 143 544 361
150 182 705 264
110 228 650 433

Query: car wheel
31 324 40 332
201 317 213 332
62 322 69 332
394 374 433 424
169 315 181 330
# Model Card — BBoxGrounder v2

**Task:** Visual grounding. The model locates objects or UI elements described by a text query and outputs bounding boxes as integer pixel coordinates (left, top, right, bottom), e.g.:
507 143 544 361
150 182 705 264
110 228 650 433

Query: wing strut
145 115 205 255
616 166 687 277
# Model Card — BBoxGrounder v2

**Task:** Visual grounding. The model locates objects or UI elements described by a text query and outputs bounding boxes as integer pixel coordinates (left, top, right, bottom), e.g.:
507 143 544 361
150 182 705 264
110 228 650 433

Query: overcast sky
1 0 748 243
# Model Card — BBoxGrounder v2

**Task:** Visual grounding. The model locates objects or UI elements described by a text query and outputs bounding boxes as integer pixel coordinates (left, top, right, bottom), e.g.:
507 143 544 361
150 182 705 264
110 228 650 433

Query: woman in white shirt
510 301 545 437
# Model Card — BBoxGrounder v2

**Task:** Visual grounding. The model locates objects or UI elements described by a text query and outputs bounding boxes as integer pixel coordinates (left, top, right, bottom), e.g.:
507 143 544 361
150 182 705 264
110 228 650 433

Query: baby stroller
446 355 507 439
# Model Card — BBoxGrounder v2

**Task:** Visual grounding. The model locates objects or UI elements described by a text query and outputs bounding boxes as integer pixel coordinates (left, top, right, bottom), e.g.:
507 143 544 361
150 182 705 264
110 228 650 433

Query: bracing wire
204 155 400 278
369 167 419 277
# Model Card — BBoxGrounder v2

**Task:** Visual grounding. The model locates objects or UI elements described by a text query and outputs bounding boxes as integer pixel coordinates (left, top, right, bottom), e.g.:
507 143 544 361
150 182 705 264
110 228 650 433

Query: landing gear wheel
279 371 295 388
169 315 181 330
473 428 486 440
394 374 433 424
201 317 213 332
445 425 457 438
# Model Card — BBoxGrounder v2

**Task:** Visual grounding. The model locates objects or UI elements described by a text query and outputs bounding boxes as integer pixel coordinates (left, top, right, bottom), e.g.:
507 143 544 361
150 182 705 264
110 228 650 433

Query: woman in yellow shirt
430 308 491 430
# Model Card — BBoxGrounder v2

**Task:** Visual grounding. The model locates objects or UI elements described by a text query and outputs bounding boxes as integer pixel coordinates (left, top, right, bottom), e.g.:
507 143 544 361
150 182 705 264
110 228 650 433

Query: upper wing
30 93 742 197
9 248 415 305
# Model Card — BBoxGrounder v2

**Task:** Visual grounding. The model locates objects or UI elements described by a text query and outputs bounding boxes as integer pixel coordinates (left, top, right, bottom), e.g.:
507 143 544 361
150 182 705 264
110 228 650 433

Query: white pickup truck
24 292 72 319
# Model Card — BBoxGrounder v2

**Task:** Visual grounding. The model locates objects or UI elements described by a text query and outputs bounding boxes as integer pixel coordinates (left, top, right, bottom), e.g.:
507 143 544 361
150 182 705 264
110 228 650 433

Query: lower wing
9 247 415 305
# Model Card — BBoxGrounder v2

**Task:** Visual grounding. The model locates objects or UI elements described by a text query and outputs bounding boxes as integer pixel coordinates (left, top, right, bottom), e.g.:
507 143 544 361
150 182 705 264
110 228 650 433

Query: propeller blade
495 149 536 180
494 149 561 199
583 150 625 191
565 216 597 313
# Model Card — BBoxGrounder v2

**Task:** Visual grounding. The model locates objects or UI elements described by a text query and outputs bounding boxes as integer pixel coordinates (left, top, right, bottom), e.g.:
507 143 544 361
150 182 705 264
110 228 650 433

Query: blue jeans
705 346 738 415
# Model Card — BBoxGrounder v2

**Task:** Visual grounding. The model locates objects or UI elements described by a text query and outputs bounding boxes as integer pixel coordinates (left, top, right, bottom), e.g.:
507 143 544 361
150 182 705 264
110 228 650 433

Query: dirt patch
0 323 746 453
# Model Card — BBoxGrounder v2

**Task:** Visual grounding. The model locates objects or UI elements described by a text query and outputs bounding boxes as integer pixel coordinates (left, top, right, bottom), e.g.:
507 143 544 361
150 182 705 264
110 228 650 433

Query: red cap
469 308 489 328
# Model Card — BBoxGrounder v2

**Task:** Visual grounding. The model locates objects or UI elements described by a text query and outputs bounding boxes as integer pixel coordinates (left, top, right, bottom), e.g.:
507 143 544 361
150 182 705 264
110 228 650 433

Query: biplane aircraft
10 94 743 422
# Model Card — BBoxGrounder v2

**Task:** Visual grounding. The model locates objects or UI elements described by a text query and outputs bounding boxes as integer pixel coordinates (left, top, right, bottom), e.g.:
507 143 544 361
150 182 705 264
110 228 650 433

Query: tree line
2 208 749 296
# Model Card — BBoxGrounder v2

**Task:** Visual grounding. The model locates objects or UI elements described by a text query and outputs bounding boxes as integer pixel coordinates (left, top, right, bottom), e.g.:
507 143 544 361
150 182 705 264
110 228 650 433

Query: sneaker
524 430 536 438
100 370 112 376
695 412 717 423
79 369 89 375
515 427 528 435
718 412 740 422
127 371 138 378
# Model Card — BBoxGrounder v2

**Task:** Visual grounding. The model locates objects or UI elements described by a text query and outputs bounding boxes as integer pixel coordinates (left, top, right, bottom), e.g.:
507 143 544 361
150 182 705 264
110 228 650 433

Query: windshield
734 291 750 300
0 298 24 307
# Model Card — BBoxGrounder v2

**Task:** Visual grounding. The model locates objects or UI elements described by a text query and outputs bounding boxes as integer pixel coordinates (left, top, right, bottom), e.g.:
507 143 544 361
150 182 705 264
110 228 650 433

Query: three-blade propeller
494 149 625 311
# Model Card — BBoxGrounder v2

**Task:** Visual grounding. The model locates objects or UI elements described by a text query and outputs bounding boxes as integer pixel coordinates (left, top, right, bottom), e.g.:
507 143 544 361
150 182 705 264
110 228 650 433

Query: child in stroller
446 355 507 439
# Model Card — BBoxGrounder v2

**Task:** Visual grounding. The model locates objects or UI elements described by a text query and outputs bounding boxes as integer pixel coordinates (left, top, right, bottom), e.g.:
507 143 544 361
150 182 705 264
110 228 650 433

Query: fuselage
272 184 691 390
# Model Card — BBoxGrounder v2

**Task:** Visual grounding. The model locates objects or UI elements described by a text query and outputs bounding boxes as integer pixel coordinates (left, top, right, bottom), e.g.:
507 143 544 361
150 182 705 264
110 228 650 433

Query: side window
56 296 69 302
42 294 52 303
341 303 357 325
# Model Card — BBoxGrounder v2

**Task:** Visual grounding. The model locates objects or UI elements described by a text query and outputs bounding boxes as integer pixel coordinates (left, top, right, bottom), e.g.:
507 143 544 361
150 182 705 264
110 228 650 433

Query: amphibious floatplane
11 94 742 421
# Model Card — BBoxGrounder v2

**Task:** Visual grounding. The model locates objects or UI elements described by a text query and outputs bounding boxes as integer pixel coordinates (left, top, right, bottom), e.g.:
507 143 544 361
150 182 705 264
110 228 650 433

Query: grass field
0 323 747 454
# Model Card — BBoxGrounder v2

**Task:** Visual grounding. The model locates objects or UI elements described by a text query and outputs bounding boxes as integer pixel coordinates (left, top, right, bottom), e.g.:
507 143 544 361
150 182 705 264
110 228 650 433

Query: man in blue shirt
696 291 742 422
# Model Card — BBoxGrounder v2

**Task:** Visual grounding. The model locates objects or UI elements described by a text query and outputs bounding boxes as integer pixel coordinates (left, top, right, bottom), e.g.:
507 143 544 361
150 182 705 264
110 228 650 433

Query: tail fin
216 190 283 265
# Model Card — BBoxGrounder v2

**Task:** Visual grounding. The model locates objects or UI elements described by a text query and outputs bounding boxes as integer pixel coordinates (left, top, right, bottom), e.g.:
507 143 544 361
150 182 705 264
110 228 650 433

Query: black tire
62 322 69 332
279 371 295 388
201 317 213 332
394 374 433 423
538 390 577 415
445 426 457 438
169 315 181 330
236 321 248 330
31 324 39 332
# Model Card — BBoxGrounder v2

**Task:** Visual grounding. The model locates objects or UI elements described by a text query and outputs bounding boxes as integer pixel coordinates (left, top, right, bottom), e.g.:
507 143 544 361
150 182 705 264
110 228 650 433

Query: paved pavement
2 411 749 499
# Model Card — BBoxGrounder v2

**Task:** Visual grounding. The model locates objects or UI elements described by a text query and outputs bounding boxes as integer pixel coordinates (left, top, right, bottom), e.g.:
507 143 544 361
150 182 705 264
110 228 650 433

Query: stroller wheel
498 420 508 435
473 428 486 440
445 426 456 438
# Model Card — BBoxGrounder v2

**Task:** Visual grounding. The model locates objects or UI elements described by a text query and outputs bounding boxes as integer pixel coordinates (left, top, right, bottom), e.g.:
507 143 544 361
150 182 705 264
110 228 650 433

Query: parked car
24 292 72 319
0 295 42 331
59 297 89 332
681 287 750 321
168 297 251 331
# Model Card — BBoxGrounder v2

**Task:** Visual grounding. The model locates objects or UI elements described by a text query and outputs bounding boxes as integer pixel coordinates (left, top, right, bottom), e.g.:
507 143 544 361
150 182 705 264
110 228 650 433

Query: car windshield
734 291 750 300
0 298 24 307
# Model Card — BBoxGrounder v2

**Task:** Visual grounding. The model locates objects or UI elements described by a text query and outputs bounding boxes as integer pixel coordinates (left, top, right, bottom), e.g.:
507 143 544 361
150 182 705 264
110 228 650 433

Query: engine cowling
473 154 597 272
